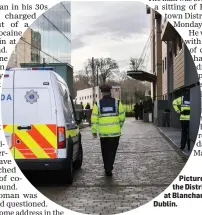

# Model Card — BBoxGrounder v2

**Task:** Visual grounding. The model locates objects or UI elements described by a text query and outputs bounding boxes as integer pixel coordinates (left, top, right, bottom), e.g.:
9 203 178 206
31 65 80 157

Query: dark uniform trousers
181 120 190 150
100 137 120 171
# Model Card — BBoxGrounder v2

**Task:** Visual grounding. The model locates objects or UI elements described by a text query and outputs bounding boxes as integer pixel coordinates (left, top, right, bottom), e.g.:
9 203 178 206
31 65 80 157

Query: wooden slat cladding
162 43 167 95
162 70 167 95
173 40 184 90
156 64 162 99
155 18 163 99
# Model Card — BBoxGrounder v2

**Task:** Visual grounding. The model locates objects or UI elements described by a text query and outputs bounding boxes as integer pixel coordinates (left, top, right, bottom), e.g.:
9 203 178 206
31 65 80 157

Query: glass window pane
26 2 71 65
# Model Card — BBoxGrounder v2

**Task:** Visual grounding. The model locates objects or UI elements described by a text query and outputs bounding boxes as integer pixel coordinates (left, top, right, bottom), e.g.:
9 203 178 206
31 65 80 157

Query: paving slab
158 126 191 157
33 119 186 214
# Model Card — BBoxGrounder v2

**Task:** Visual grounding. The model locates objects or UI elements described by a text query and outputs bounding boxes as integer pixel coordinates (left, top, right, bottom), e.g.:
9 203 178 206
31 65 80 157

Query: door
13 71 57 160
58 81 79 160
68 94 79 160
1 71 15 157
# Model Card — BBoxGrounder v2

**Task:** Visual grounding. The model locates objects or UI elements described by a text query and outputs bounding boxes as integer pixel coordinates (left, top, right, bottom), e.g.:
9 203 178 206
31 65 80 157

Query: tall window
165 57 167 70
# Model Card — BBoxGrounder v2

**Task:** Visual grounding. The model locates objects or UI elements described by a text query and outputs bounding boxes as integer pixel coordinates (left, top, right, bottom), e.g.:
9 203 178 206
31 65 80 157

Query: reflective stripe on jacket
91 97 125 137
172 96 190 120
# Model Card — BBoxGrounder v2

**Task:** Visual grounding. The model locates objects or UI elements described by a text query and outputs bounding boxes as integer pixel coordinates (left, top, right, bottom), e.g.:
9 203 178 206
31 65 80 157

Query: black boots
105 170 112 176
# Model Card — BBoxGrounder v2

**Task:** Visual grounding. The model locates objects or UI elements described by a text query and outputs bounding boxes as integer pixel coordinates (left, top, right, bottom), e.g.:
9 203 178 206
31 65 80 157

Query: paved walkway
158 127 191 157
36 118 186 214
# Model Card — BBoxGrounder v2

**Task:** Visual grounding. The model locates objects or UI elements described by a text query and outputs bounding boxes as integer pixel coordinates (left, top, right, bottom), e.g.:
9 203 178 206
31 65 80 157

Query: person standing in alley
133 104 136 119
80 102 84 121
172 88 191 151
85 102 91 123
80 102 84 109
139 101 144 120
91 84 125 176
85 102 91 110
134 103 139 120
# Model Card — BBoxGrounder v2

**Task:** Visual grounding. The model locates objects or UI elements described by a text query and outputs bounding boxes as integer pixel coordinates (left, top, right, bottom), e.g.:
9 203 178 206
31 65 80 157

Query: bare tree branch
129 58 145 71
97 57 119 84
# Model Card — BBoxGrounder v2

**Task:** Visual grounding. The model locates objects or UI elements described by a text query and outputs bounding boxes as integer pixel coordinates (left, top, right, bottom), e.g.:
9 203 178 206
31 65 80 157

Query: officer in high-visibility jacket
172 88 190 151
91 84 125 176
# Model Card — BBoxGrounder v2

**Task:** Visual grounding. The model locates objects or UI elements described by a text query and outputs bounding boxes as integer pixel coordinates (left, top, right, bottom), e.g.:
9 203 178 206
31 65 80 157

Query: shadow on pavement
22 169 115 188
22 170 81 187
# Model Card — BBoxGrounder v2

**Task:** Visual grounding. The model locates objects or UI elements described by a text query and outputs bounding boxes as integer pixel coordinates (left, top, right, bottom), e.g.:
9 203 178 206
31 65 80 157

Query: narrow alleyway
37 118 187 214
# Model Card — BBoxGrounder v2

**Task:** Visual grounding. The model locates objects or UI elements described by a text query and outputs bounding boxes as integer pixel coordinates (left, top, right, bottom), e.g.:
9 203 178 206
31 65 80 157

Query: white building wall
76 86 121 109
76 86 100 109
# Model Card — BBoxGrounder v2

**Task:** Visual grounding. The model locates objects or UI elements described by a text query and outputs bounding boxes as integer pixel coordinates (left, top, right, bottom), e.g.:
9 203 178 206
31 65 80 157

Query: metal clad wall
52 65 67 82
184 44 198 86
68 67 74 97
53 65 74 97
167 43 181 128
190 86 201 146
173 45 184 89
167 43 173 94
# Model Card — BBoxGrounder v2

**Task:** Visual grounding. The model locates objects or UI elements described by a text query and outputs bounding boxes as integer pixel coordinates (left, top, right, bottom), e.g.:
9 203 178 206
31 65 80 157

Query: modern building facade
76 86 121 109
146 6 201 150
7 2 73 94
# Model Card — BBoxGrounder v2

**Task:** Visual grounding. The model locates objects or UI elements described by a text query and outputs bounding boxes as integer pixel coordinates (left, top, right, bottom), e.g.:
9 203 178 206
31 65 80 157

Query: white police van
1 67 83 184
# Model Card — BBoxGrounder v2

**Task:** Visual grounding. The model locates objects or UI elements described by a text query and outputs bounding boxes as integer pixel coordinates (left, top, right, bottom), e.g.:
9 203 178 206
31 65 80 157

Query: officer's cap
99 84 112 93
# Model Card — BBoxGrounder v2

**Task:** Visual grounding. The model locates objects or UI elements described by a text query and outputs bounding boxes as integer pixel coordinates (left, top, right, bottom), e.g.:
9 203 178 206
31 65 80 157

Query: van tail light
57 127 66 149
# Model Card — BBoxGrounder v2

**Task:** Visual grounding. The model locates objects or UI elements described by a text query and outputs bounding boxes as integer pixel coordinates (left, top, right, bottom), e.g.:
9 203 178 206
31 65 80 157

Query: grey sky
71 1 150 72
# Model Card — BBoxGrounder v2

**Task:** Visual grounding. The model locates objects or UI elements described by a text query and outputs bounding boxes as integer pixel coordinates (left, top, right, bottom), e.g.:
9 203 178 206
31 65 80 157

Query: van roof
3 68 54 89
3 68 69 91
6 67 54 71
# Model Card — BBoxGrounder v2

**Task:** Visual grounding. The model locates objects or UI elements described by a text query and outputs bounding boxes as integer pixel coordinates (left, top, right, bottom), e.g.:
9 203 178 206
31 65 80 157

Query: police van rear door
13 69 57 160
1 71 15 157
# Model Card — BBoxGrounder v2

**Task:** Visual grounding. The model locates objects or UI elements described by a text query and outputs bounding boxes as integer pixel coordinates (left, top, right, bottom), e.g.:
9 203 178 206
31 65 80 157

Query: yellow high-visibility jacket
91 98 125 137
172 96 190 120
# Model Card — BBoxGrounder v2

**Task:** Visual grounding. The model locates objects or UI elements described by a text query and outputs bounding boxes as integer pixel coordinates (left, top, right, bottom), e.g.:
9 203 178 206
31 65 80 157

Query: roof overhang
146 5 150 14
161 21 177 41
20 62 73 69
127 70 156 82
155 11 161 19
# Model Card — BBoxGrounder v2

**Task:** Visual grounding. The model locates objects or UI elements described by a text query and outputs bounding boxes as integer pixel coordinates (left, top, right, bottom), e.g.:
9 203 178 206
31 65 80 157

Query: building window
162 60 164 73
165 57 167 70
96 94 97 97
